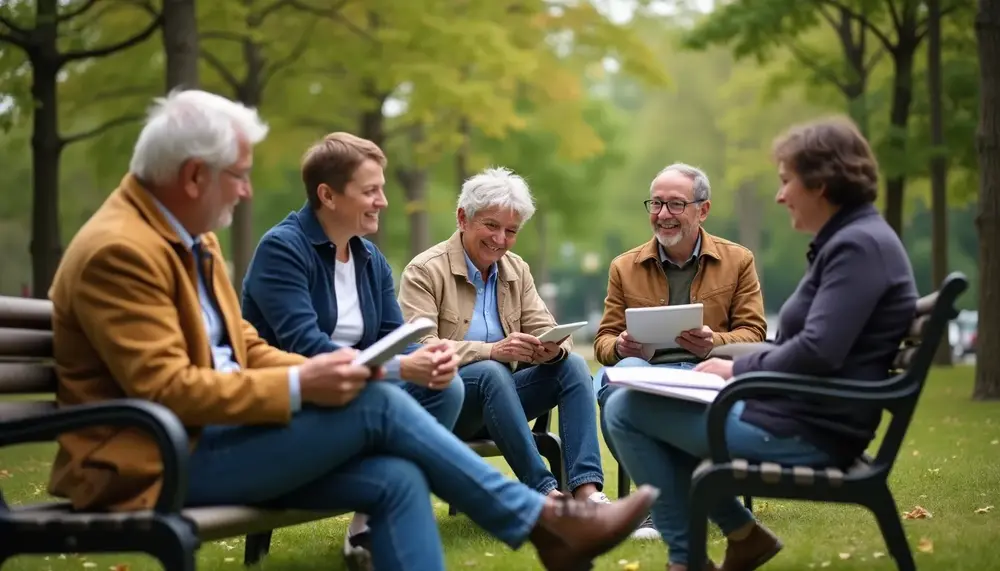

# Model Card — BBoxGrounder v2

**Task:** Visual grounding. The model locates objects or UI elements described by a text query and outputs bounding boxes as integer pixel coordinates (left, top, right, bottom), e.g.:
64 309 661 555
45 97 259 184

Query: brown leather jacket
593 229 767 366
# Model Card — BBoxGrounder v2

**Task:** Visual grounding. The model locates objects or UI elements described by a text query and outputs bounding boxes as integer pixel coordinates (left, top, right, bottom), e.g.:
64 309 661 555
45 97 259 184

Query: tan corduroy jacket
397 231 572 366
593 229 767 366
47 174 305 512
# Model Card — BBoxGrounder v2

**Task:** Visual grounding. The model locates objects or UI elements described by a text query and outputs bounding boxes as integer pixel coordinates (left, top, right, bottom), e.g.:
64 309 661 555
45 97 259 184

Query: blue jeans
604 389 831 565
594 357 696 466
454 354 604 495
184 381 545 571
390 373 465 429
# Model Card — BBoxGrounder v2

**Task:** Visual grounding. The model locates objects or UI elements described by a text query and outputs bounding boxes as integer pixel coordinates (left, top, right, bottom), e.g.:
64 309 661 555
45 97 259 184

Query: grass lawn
2 364 998 570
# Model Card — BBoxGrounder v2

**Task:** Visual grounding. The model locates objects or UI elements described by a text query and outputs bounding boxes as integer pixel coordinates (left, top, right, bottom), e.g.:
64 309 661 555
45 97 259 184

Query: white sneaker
630 514 660 540
588 491 612 504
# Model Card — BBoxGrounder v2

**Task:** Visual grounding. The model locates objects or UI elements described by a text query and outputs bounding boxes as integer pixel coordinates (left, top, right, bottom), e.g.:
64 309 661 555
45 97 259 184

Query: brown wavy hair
772 116 879 207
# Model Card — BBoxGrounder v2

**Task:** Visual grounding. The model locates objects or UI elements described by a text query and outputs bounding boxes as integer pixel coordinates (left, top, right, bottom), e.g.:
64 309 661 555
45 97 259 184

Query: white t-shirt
330 247 364 348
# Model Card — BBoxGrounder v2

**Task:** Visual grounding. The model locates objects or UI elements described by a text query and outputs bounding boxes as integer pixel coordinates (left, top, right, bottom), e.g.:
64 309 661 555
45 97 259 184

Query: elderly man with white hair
46 90 661 571
398 166 608 505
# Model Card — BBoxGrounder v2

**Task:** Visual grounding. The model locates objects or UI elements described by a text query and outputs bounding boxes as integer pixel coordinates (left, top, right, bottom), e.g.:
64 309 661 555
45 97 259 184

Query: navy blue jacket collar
807 202 880 263
294 203 371 263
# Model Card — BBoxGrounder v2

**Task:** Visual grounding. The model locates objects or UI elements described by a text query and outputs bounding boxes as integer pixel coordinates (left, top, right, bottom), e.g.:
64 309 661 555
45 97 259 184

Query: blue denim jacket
241 204 418 359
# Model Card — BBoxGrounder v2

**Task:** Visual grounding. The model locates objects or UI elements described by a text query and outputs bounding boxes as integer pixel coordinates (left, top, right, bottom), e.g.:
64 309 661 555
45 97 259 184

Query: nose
657 206 676 220
374 189 388 209
241 180 254 200
775 186 785 204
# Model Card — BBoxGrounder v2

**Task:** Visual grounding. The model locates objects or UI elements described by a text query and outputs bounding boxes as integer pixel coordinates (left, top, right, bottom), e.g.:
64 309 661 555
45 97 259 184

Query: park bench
686 271 968 571
0 296 340 570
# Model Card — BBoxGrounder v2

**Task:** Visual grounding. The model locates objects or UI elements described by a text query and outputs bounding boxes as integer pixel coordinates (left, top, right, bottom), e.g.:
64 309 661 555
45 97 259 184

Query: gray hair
129 89 269 187
651 162 712 201
457 166 536 225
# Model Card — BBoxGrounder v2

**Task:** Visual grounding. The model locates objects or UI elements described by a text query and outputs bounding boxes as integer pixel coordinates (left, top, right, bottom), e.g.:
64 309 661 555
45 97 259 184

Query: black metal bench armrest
0 399 190 513
705 372 908 464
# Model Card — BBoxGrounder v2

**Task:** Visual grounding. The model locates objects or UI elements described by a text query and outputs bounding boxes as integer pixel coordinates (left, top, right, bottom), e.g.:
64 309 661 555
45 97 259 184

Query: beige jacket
397 231 572 366
594 229 767 366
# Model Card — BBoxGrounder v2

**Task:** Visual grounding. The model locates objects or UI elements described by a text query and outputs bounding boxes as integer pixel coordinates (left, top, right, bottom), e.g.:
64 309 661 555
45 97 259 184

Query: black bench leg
868 491 915 571
157 547 196 571
244 531 273 566
743 495 753 513
534 433 566 493
617 463 631 498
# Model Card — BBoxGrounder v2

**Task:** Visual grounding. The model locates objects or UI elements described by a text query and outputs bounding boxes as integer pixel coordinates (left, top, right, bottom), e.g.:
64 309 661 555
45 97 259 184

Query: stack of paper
603 366 726 404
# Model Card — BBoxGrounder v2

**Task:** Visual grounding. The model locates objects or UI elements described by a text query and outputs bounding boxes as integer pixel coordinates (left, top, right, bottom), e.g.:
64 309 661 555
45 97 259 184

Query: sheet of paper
603 366 726 390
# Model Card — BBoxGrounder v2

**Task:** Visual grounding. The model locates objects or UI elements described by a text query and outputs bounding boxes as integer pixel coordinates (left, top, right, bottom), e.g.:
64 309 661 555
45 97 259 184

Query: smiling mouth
657 222 681 232
482 241 502 253
365 212 379 220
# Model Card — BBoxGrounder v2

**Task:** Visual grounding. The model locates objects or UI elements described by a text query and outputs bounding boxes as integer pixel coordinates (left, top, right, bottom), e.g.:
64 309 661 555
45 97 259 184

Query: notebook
603 366 726 404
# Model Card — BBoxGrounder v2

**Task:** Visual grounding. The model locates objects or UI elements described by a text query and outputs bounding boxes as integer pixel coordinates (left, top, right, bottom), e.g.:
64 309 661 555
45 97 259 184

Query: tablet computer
625 303 703 350
534 321 588 343
353 317 436 367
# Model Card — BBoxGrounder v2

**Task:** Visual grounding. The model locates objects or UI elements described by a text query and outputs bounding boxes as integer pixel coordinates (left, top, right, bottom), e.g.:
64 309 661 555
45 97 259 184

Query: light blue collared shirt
462 251 505 343
660 234 702 269
151 198 301 411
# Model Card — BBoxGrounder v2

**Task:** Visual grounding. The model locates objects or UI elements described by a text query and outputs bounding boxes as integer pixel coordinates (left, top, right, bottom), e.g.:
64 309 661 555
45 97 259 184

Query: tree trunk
397 166 430 258
973 0 1000 400
883 45 916 237
230 35 265 288
358 74 387 247
28 0 62 299
456 115 471 187
927 0 953 366
162 0 200 90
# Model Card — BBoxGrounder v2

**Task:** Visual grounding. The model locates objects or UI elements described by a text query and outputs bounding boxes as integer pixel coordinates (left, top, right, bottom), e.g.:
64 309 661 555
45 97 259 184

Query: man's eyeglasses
643 199 704 215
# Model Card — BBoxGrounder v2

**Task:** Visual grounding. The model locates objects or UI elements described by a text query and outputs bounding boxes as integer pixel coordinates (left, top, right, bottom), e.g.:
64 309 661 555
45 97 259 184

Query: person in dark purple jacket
604 116 918 571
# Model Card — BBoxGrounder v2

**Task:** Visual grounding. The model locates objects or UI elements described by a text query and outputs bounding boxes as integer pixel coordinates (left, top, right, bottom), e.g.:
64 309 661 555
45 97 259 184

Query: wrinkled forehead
650 171 695 201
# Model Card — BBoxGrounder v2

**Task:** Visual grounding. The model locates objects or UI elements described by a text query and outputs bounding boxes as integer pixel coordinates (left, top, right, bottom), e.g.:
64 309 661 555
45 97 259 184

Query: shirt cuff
384 355 403 379
288 365 302 412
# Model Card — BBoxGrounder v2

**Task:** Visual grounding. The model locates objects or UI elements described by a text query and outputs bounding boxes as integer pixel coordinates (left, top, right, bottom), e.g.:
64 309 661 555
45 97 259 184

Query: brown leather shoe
529 484 659 570
667 559 720 571
720 522 783 571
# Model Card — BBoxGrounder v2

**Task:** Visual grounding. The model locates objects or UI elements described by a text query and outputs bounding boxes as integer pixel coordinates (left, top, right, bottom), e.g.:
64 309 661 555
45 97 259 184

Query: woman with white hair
398 166 610 505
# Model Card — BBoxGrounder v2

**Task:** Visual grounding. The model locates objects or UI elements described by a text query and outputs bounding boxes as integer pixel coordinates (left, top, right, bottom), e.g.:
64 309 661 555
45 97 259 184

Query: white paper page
611 379 718 404
603 366 726 390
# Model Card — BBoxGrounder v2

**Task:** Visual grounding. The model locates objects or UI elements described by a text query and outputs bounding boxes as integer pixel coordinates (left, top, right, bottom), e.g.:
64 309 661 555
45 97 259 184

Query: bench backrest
873 271 967 469
0 296 58 423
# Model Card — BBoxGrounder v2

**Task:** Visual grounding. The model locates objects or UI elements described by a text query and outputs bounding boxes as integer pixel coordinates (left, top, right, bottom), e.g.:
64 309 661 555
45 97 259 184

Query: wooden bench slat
0 400 56 422
915 291 938 315
10 503 335 543
0 362 57 394
0 297 53 330
0 328 53 358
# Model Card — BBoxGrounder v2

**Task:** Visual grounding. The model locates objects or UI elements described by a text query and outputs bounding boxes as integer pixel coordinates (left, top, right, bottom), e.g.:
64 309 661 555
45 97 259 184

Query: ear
179 158 206 199
457 208 469 231
317 183 336 211
697 199 711 222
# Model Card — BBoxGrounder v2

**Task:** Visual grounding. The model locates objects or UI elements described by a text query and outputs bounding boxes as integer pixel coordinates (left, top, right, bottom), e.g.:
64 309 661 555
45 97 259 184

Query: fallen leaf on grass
991 439 999 445
917 538 934 554
109 565 129 571
820 562 831 568
0 470 10 478
838 552 851 560
912 450 920 456
223 557 235 563
622 562 640 571
975 505 994 514
903 505 933 519
873 551 886 559
484 552 494 557
82 564 96 569
927 468 940 474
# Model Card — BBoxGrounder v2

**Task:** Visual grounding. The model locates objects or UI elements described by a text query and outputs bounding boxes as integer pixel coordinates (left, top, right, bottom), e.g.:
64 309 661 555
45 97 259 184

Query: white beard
655 230 684 248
